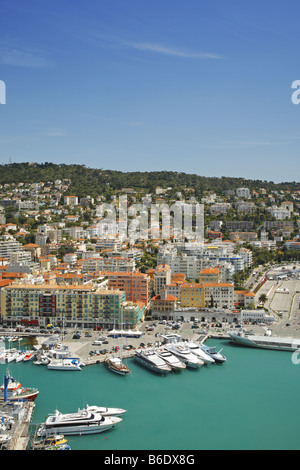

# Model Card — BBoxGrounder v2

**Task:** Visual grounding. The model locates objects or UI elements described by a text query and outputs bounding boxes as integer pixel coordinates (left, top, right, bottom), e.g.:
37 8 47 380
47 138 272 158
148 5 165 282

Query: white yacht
37 408 122 436
47 358 82 371
134 349 172 374
165 343 203 368
0 433 11 445
15 351 27 363
228 330 300 352
5 350 18 363
155 347 186 371
82 405 127 417
184 341 215 364
200 345 226 363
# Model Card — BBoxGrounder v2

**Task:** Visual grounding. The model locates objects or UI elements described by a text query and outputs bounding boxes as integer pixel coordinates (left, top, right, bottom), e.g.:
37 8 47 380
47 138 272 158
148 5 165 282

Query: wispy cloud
194 140 287 150
0 39 54 68
43 128 67 137
87 31 223 60
130 42 223 59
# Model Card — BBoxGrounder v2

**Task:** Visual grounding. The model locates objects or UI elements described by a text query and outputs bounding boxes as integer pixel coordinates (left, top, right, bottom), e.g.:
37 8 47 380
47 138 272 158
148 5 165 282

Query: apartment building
207 231 224 239
0 284 144 328
180 283 205 308
271 208 291 220
239 248 253 268
202 282 234 309
107 271 150 306
234 290 255 308
236 187 250 198
235 202 256 213
209 203 231 215
81 256 135 273
56 273 85 285
153 264 171 295
64 196 78 206
226 221 254 231
0 239 23 258
229 232 258 242
151 290 178 317
284 241 300 250
157 251 203 281
199 267 220 283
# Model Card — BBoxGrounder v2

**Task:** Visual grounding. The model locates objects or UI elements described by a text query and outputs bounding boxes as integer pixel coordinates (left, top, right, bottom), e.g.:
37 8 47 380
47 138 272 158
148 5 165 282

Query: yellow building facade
180 283 205 308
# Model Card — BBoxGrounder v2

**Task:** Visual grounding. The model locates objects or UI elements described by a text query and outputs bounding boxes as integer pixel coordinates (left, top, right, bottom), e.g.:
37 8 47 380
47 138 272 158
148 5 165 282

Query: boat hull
168 351 200 368
134 354 171 374
228 333 300 352
105 358 130 376
39 423 116 436
47 365 81 371
106 364 130 376
0 390 39 402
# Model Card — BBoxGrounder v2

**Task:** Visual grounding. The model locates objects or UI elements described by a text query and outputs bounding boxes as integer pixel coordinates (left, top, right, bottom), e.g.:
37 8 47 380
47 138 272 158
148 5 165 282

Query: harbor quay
0 401 35 450
1 314 300 450
30 312 300 366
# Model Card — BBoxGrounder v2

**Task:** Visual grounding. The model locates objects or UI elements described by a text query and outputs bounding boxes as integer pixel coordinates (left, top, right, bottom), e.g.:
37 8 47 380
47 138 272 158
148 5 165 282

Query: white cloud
0 40 54 68
43 128 67 137
131 42 222 59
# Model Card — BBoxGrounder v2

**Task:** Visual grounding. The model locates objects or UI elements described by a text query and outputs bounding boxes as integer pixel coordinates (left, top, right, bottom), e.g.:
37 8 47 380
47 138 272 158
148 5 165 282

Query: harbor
1 335 300 451
1 316 300 450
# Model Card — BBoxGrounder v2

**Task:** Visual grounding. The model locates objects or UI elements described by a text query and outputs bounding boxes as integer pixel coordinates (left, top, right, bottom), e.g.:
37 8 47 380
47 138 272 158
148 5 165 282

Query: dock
0 402 35 451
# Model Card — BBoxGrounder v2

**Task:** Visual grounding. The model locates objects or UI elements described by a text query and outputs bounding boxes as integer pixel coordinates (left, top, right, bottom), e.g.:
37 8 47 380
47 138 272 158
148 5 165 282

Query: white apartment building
166 281 183 300
202 282 234 309
81 256 136 273
9 251 33 266
236 188 250 198
157 251 203 280
271 208 291 220
239 248 253 268
0 239 23 258
240 309 275 324
64 196 78 206
153 264 171 296
209 203 231 215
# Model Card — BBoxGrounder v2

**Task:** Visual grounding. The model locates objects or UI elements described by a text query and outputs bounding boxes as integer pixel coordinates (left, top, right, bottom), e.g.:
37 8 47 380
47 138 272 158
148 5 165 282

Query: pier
0 402 35 451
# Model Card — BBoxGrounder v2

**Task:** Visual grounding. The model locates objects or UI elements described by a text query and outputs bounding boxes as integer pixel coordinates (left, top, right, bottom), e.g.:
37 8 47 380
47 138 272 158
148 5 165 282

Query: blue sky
0 0 300 182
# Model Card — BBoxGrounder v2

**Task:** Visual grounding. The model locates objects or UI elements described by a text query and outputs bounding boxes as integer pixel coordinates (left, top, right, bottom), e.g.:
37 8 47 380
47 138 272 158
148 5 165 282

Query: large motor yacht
47 358 82 371
134 349 172 374
184 341 215 364
200 345 226 363
155 347 186 371
82 405 127 417
37 408 122 436
165 343 204 368
228 330 300 352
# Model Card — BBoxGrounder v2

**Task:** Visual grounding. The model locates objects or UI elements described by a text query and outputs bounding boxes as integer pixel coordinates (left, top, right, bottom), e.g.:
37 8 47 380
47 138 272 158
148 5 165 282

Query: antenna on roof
9 155 12 165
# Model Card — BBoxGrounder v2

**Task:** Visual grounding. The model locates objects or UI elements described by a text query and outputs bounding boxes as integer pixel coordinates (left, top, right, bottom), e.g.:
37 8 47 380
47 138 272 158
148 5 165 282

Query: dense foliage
1 162 299 199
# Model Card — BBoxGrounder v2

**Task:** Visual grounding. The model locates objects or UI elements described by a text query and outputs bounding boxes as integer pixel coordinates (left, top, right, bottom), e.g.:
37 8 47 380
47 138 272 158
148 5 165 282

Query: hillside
0 162 299 199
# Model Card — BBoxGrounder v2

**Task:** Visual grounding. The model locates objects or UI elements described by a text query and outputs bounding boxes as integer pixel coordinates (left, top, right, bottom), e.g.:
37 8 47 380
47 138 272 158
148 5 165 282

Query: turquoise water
1 339 300 450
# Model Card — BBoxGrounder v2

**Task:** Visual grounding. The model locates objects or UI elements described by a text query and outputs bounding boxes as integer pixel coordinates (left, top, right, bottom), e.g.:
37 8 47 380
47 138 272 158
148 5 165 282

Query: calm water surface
1 339 300 450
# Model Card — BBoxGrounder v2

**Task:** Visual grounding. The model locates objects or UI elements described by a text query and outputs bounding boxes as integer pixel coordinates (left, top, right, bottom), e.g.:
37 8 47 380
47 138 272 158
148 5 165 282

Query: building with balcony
0 284 144 329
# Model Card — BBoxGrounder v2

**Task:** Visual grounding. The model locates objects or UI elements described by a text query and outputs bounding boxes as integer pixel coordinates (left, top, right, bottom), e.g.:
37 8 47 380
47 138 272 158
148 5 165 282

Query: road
255 278 300 337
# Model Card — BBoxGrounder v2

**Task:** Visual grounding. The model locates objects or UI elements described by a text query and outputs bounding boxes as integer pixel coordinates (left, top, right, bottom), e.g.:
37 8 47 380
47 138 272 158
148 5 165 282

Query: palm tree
258 293 267 305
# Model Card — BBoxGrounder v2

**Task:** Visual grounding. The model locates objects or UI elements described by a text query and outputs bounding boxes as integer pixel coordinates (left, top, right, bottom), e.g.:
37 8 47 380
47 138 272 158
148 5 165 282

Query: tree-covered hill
0 162 299 199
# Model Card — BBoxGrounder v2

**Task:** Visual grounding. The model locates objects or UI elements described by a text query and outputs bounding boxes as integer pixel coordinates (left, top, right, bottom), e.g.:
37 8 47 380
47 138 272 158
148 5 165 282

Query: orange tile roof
202 282 234 287
151 294 177 301
200 268 220 274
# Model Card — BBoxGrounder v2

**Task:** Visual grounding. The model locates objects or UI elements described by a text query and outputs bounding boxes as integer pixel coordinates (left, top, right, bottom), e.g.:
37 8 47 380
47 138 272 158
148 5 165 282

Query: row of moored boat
134 341 226 374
